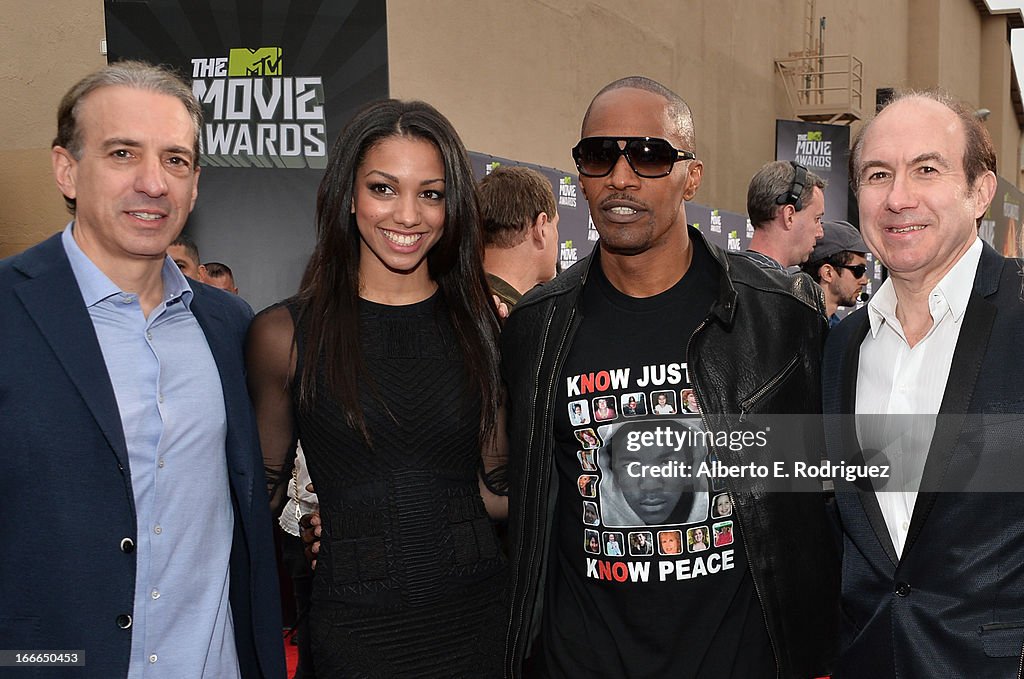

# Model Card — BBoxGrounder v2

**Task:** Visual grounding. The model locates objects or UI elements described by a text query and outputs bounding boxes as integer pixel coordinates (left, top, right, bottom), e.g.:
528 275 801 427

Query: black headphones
774 161 809 212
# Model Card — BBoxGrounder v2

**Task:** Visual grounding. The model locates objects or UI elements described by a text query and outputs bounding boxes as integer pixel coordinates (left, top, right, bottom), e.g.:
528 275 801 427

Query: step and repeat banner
104 0 389 311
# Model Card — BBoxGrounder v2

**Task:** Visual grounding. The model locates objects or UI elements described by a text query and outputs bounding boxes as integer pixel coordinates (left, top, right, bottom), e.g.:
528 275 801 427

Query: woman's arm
245 304 299 514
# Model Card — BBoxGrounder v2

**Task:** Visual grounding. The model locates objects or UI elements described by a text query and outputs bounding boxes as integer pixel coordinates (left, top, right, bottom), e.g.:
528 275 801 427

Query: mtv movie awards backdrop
104 0 389 311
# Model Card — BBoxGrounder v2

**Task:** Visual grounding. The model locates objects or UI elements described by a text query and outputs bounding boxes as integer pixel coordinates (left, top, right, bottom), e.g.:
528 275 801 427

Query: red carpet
283 629 298 678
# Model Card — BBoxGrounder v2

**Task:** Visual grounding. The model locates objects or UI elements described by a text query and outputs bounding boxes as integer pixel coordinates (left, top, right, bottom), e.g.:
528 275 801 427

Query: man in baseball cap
801 220 871 327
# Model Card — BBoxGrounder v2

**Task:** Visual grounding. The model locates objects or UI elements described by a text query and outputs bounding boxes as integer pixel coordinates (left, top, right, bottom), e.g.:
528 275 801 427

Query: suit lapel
12 236 130 470
842 315 901 567
190 287 254 514
902 247 1000 556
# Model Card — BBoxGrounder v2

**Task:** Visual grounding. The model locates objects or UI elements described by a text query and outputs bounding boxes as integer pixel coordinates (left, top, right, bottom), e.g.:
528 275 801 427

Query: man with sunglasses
501 76 838 678
801 220 871 327
742 160 827 271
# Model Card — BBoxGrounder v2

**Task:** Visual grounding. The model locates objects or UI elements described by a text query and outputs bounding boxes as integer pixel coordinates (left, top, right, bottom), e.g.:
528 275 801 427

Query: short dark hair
169 234 200 266
849 88 997 193
478 166 557 249
53 60 202 213
582 76 696 151
800 250 856 283
747 161 826 228
203 261 233 279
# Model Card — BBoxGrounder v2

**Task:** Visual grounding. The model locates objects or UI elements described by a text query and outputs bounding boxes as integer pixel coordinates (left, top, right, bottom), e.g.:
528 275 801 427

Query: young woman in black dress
247 99 507 677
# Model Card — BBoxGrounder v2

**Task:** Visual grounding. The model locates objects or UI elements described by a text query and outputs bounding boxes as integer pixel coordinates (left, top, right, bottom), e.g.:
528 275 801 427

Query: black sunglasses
834 264 868 278
572 137 696 178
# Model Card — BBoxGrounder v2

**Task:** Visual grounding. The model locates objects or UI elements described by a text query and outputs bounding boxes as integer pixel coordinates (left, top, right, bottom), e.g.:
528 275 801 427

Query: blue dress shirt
62 224 240 679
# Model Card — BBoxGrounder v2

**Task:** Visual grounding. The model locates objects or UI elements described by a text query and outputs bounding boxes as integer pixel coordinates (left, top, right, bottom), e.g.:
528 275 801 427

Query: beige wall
0 0 106 257
387 0 822 213
388 0 1022 214
980 16 1019 180
1 0 1021 256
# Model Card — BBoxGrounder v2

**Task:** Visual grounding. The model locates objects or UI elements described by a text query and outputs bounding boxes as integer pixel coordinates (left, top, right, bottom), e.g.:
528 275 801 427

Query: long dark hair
297 99 500 446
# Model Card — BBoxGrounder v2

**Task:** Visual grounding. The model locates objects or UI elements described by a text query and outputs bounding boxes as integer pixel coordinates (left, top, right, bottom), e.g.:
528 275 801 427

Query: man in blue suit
0 61 284 678
824 89 1024 676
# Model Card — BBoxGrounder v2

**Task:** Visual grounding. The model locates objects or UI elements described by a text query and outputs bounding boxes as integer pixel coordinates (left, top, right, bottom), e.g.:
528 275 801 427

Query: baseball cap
810 220 869 261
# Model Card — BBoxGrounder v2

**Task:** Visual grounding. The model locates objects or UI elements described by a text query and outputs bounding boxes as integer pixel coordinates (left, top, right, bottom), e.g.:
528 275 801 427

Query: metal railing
776 53 864 123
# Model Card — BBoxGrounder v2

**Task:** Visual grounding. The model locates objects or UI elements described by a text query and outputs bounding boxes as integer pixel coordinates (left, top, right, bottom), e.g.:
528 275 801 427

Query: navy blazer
823 241 1024 678
0 232 285 678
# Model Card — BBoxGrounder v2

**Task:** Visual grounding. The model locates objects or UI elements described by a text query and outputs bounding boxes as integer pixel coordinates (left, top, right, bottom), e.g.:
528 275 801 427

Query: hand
298 510 321 570
492 294 509 320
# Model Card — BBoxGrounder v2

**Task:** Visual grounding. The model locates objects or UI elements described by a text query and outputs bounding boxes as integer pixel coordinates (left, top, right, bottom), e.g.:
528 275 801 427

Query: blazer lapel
13 238 130 471
841 314 901 567
190 287 255 513
902 246 1000 555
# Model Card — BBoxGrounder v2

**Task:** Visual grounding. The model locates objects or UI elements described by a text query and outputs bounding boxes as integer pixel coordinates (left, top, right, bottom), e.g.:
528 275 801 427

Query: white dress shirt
856 237 982 557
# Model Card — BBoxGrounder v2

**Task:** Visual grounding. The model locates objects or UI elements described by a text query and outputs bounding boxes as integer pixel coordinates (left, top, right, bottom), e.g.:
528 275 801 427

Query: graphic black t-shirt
539 238 775 678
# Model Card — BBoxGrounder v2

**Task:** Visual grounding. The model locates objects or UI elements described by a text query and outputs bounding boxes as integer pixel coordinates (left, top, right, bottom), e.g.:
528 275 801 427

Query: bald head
581 76 695 152
850 89 996 194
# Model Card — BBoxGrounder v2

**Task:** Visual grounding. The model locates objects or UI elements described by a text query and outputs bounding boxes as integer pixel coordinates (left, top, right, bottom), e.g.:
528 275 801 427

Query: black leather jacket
500 228 839 678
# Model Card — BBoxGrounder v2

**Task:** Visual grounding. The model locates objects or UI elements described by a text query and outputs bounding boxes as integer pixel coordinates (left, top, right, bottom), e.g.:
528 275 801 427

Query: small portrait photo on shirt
578 449 597 472
650 390 678 415
680 388 700 414
711 492 733 519
568 399 591 426
591 396 618 422
620 392 648 417
657 529 684 556
584 529 601 555
713 521 734 548
583 501 600 526
577 474 598 498
686 526 711 553
603 531 624 557
628 531 654 556
575 428 602 450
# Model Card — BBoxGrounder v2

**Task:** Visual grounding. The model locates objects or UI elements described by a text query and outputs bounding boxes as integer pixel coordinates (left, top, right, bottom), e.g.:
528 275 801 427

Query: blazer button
116 614 132 629
120 538 135 553
895 581 911 597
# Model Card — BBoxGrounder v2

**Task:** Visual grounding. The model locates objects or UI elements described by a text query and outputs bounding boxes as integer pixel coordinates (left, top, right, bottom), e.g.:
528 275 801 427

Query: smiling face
714 494 732 516
659 531 681 554
52 86 200 276
578 87 703 259
352 135 446 293
854 97 995 289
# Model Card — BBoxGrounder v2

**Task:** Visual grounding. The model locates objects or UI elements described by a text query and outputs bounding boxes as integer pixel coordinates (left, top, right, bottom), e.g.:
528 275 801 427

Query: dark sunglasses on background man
572 136 696 178
833 263 868 278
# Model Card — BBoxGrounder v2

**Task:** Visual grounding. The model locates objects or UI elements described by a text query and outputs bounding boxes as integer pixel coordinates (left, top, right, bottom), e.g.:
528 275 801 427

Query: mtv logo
228 47 283 76
807 131 823 141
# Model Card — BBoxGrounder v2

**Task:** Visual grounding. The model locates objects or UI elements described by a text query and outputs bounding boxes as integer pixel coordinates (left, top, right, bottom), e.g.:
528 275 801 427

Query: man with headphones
741 160 827 271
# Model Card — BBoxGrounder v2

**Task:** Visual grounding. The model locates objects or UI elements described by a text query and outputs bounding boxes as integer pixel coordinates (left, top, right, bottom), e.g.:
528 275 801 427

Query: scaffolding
776 0 863 124
776 54 864 124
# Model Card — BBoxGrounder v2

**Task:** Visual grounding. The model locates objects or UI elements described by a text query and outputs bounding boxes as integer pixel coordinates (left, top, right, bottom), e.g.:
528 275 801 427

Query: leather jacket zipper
738 353 801 422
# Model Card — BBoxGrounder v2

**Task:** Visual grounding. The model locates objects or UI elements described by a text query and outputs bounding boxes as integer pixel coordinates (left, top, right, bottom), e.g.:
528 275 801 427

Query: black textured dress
289 293 507 678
